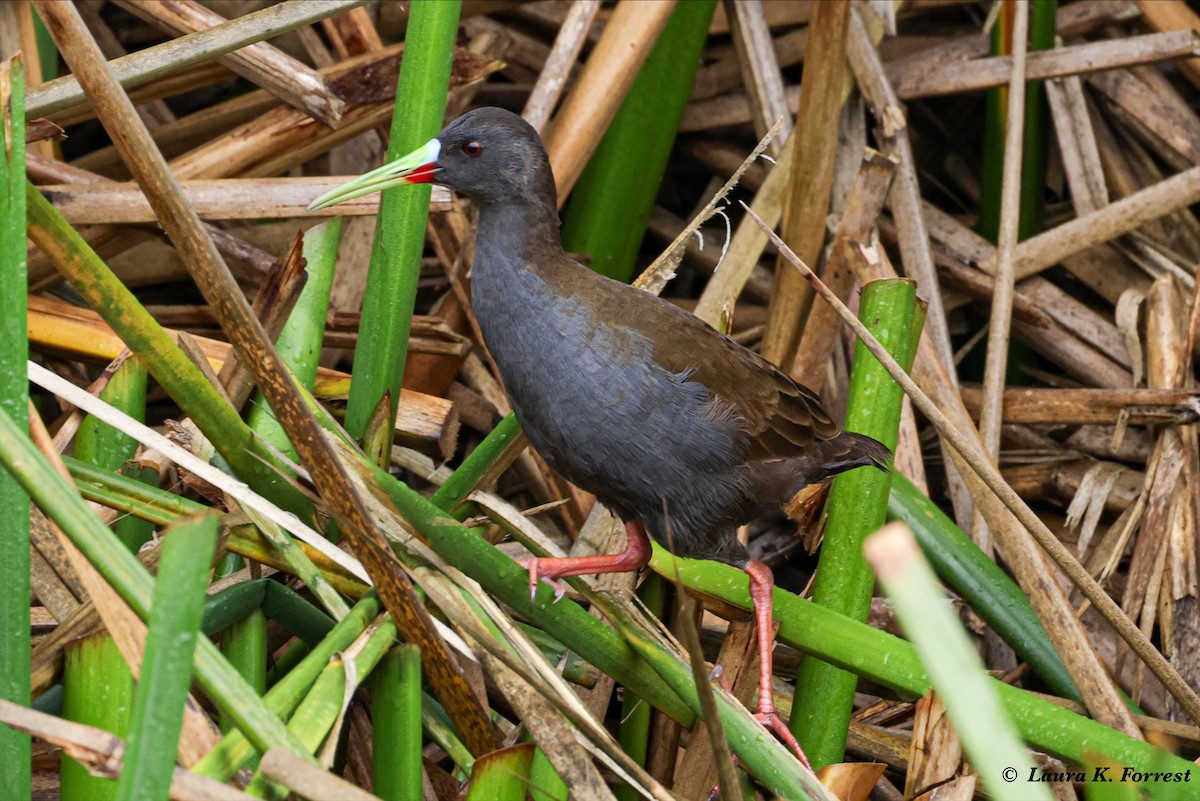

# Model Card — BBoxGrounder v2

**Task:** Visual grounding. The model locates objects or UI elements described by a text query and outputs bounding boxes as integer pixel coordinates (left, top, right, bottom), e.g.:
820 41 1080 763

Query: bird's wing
586 274 842 461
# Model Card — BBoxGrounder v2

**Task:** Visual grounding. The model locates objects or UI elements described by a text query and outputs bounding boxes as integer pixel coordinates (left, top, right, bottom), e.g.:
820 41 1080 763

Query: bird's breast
471 263 747 517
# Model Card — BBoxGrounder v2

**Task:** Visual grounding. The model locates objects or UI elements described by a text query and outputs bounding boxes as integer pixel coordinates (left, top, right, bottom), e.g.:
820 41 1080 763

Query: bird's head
308 107 556 211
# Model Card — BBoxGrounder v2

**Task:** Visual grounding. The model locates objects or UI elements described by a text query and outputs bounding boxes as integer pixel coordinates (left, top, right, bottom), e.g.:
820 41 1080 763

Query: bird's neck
470 195 574 355
475 196 564 267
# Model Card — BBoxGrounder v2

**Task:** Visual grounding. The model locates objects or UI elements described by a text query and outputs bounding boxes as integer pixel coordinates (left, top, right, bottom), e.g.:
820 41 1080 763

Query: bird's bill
306 138 441 211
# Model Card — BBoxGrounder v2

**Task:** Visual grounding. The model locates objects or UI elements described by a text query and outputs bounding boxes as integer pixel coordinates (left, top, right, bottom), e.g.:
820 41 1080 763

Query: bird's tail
811 431 892 477
782 433 891 550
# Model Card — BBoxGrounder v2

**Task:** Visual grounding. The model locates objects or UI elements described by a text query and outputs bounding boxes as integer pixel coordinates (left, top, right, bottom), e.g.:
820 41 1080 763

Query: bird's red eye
463 141 483 157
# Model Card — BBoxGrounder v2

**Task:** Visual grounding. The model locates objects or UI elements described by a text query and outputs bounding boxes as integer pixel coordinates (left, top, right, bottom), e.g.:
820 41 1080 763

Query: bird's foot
754 708 813 772
517 558 568 603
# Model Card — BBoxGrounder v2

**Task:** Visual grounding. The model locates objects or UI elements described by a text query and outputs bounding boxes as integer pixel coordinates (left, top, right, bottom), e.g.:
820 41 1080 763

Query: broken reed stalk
642 117 785 300
761 0 849 369
959 387 1200 425
976 0 1029 556
26 0 364 119
725 0 793 153
40 177 442 223
1138 0 1200 88
114 0 345 126
739 202 1200 725
791 279 922 767
543 0 675 200
239 614 398 796
245 219 342 461
560 0 716 283
790 150 897 391
1008 162 1200 279
846 6 955 375
691 129 793 323
846 7 974 526
892 29 1200 100
191 596 383 781
522 0 600 134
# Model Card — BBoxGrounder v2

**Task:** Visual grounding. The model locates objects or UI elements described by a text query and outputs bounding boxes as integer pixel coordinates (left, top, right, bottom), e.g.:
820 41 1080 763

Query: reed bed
1 2 1199 800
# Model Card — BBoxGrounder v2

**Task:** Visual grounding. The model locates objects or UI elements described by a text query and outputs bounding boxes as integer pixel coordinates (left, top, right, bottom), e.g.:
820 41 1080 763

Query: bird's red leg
521 520 652 601
745 559 813 772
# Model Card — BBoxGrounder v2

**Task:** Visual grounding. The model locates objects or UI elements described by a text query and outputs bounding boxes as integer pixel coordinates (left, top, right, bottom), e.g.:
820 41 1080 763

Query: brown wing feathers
584 270 851 465
636 299 842 459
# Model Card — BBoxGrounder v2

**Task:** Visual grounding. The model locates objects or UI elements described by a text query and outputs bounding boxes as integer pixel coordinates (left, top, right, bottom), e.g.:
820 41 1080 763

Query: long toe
754 710 813 772
704 709 811 799
517 557 568 603
549 577 568 602
518 557 541 602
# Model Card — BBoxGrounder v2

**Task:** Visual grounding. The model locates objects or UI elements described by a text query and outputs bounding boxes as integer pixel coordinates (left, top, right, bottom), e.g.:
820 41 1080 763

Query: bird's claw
754 709 813 772
704 707 810 799
517 558 568 603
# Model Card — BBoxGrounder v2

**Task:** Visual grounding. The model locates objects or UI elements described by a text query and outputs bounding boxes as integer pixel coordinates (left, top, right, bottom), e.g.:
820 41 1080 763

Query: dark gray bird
310 107 890 767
